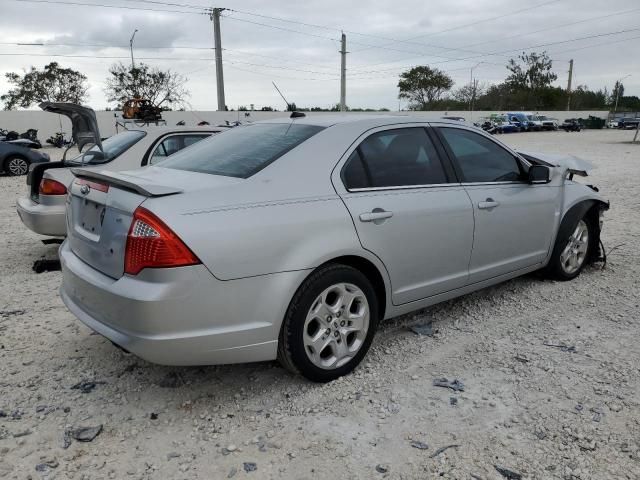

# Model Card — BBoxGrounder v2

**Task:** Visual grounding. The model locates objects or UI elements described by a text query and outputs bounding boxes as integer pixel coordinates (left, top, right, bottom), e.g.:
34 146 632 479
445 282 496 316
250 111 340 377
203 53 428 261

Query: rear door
434 125 559 283
333 125 474 305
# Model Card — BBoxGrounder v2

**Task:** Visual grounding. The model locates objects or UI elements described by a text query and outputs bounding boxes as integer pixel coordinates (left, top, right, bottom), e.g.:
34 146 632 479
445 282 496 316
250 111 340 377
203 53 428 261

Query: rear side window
158 124 324 178
342 127 448 189
439 127 522 183
149 134 211 165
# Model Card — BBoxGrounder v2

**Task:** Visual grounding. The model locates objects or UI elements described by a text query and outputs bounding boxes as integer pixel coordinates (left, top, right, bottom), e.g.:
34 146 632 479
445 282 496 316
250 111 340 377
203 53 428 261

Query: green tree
105 62 189 109
1 62 88 110
506 51 557 91
398 66 454 110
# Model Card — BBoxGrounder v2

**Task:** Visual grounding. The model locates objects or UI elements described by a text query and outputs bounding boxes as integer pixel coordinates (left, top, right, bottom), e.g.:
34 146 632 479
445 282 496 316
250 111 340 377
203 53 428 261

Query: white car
17 103 226 237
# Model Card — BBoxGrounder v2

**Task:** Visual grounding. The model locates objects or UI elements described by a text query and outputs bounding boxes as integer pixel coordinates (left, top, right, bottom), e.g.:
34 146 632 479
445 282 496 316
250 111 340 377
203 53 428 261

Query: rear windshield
157 123 324 178
66 130 146 165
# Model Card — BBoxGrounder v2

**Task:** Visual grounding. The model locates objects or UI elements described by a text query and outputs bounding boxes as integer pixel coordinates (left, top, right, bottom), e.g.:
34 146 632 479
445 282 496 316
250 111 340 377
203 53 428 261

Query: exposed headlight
599 209 605 231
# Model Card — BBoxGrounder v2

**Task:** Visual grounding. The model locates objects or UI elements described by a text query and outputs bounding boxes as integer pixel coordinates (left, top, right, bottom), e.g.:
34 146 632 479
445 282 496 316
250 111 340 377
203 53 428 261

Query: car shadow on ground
72 268 564 400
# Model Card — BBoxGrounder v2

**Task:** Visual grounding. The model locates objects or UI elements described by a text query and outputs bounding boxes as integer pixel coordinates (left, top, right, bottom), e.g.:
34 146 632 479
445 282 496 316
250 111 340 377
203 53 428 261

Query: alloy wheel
7 157 29 176
560 220 589 275
303 283 370 370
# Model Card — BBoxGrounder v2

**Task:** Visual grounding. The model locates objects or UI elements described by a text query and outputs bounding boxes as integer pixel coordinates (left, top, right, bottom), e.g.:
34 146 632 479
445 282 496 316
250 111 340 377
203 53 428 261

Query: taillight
124 207 200 275
39 178 67 195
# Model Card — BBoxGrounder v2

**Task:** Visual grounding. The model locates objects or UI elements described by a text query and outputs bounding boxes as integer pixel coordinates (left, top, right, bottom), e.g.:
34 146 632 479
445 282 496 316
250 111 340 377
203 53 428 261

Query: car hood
519 151 593 177
40 102 102 153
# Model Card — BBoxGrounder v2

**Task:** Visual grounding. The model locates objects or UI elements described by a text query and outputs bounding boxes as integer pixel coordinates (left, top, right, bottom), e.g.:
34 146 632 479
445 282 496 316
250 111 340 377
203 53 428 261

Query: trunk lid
29 102 103 202
67 167 241 279
40 102 102 152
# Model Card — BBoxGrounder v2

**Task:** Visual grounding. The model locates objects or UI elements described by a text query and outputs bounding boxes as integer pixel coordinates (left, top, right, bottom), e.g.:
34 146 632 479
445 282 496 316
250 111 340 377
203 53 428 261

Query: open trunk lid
29 102 103 201
39 102 102 152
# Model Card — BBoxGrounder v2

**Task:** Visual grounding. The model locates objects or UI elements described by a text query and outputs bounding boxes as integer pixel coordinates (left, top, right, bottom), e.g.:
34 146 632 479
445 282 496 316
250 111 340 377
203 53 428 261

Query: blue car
506 112 531 132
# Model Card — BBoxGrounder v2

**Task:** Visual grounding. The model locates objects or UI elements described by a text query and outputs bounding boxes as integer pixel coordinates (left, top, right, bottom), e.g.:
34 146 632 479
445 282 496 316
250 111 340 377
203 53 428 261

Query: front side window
66 130 147 165
439 127 522 183
158 123 324 178
342 127 448 189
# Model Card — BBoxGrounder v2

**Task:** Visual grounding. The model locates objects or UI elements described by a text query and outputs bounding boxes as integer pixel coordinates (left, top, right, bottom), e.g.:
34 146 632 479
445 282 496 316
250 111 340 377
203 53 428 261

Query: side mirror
528 165 551 184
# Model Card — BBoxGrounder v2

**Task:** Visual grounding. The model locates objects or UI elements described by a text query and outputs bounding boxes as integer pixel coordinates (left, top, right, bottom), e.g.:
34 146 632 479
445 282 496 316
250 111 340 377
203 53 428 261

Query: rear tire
545 214 595 281
278 264 380 382
4 156 30 176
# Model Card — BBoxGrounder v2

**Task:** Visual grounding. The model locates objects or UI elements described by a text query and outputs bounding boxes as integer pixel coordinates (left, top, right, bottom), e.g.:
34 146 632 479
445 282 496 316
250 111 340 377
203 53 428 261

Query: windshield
66 130 147 165
158 123 325 178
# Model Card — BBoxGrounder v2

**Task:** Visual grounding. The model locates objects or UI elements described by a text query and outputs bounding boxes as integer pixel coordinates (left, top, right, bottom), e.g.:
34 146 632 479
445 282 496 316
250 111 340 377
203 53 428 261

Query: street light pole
614 74 631 114
469 62 482 122
129 29 138 70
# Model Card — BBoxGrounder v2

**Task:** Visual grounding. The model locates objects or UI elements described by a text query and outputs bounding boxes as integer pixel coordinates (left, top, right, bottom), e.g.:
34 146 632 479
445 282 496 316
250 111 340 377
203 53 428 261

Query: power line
342 27 640 76
1 41 214 50
9 0 203 14
351 0 565 53
349 7 640 70
455 6 640 51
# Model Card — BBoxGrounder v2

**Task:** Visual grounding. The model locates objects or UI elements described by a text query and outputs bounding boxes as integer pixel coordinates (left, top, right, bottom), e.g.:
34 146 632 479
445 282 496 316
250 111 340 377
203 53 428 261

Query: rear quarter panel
155 195 367 281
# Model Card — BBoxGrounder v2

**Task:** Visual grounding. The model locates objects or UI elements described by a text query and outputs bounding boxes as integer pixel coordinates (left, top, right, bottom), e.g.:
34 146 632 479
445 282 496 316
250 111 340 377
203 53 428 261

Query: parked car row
475 112 561 134
612 117 640 129
11 104 609 382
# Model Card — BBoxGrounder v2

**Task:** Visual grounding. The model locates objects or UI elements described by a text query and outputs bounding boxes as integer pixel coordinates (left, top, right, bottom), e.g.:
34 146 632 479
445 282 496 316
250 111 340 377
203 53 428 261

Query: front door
335 126 474 305
436 125 559 283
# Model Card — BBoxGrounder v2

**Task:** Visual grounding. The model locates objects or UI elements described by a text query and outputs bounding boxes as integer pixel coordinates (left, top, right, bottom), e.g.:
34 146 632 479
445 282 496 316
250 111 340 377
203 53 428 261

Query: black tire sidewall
5 156 29 176
283 265 379 382
548 214 595 280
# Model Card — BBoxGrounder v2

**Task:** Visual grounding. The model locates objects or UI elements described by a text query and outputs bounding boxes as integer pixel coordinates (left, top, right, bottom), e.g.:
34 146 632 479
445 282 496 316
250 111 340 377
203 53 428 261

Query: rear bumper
59 240 308 366
16 196 66 236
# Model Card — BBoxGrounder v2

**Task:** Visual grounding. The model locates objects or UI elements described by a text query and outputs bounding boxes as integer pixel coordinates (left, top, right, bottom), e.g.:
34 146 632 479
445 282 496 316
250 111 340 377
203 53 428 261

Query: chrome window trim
460 181 527 187
346 182 462 193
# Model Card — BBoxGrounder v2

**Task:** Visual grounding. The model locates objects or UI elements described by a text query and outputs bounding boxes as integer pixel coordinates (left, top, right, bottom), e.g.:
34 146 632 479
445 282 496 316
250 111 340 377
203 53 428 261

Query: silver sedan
59 115 609 382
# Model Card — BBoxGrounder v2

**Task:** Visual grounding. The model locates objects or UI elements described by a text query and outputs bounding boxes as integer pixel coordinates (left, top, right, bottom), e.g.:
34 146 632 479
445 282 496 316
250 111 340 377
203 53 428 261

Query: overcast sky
1 0 639 110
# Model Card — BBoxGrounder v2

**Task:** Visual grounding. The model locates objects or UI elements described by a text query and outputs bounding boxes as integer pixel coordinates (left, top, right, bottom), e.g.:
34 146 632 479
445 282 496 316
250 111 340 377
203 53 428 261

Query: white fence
0 110 611 144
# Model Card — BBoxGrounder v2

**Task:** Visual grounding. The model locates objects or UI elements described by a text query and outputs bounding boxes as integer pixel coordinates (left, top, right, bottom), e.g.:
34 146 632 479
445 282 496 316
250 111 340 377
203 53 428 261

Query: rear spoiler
40 102 102 153
71 168 183 197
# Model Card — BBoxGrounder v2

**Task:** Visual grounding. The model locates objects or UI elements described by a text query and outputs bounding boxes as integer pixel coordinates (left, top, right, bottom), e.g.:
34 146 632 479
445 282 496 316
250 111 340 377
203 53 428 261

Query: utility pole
340 32 347 112
129 29 138 70
470 78 478 122
566 59 573 111
614 74 631 113
210 8 226 111
469 62 482 121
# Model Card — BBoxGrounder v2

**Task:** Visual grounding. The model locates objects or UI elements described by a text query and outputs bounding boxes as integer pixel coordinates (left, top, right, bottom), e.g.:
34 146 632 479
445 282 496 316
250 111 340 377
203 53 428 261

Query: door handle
359 209 393 222
478 199 500 210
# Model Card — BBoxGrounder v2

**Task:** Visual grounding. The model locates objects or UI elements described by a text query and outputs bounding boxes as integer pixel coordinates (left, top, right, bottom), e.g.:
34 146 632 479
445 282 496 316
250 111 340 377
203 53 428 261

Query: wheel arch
320 255 388 318
557 198 609 263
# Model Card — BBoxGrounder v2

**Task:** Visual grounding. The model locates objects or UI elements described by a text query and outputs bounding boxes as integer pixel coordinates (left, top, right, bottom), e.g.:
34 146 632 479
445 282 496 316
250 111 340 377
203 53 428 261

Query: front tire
278 264 380 382
546 215 595 280
4 156 30 176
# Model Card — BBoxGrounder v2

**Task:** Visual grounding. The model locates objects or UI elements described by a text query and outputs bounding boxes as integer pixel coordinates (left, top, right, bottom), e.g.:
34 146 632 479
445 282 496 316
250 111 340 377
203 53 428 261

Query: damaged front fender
519 150 593 177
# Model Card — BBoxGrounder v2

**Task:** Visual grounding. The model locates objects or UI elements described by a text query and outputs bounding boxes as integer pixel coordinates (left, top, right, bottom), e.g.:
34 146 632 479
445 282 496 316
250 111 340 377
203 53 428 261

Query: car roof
255 114 471 128
124 125 229 134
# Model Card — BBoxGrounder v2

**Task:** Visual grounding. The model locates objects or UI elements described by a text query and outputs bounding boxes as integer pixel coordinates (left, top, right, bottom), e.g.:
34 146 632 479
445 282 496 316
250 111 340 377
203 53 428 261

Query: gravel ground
1 129 639 480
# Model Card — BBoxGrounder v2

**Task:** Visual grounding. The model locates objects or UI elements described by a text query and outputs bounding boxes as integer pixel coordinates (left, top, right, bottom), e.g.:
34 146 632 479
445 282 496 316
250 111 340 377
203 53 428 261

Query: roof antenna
272 82 305 119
